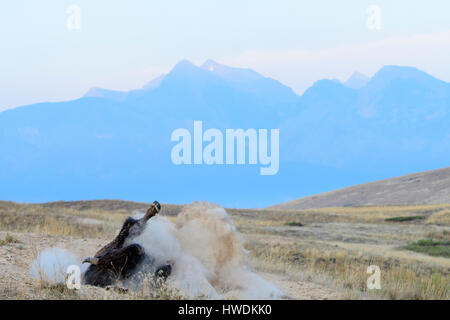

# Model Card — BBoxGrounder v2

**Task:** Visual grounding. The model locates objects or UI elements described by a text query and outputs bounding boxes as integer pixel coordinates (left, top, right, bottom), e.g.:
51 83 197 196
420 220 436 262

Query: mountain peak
163 59 212 83
171 59 198 72
201 59 220 72
366 65 447 91
344 72 370 89
200 59 263 83
375 65 430 79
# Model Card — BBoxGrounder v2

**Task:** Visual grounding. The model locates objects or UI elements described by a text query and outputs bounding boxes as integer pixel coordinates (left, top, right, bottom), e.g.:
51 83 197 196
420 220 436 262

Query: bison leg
92 201 161 258
82 201 161 287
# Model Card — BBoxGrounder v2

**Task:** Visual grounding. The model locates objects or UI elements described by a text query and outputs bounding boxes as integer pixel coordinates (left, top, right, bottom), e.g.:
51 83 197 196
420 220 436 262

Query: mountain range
1 60 449 207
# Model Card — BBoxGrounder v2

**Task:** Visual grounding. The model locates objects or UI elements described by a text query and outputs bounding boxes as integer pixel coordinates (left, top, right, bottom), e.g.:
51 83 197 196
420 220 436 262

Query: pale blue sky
1 0 450 109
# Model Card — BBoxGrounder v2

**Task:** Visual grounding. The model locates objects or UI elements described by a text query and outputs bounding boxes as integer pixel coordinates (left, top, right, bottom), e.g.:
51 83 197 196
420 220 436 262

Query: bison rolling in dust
82 201 171 287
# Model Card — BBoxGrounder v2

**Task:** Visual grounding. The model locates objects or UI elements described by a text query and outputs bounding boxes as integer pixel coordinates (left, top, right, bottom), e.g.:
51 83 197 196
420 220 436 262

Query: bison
82 201 172 287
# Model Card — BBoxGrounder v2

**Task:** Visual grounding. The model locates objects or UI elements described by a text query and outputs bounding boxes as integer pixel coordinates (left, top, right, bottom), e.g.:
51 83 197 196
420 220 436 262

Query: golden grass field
0 200 448 299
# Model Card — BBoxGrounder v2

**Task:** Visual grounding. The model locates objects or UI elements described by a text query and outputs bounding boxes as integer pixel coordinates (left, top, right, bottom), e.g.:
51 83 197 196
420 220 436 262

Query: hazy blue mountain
84 73 166 101
201 59 263 83
200 60 298 106
141 74 165 91
282 65 450 179
343 72 370 89
0 60 300 207
1 62 449 207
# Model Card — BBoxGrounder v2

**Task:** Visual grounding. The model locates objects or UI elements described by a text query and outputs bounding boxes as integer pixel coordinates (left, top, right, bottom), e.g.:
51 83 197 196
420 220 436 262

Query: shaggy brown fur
82 201 171 287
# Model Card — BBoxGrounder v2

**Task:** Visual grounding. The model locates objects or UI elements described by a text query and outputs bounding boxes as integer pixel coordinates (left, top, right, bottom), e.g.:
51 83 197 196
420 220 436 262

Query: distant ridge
200 59 264 83
2 61 450 207
269 167 450 209
83 87 128 100
344 71 370 89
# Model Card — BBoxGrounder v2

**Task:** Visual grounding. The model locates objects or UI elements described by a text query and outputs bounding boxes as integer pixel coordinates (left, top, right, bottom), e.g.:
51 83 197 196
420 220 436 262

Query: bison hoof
153 200 161 212
143 201 161 221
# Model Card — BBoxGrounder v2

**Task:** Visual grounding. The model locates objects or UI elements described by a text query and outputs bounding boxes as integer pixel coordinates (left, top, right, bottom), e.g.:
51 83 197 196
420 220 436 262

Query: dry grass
246 241 449 300
34 276 186 300
426 209 450 225
0 200 183 239
0 200 448 300
0 234 19 246
230 204 449 299
227 204 450 231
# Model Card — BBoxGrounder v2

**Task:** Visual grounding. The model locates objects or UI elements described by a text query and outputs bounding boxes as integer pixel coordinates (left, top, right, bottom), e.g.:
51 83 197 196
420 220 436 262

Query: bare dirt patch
0 231 338 300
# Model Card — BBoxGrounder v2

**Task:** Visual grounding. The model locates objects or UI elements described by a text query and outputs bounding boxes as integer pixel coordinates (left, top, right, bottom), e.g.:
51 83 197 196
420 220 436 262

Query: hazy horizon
1 59 448 113
2 1 450 110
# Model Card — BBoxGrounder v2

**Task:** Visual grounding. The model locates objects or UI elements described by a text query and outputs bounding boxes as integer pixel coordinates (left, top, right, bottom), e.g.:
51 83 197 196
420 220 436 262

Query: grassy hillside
270 167 450 209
